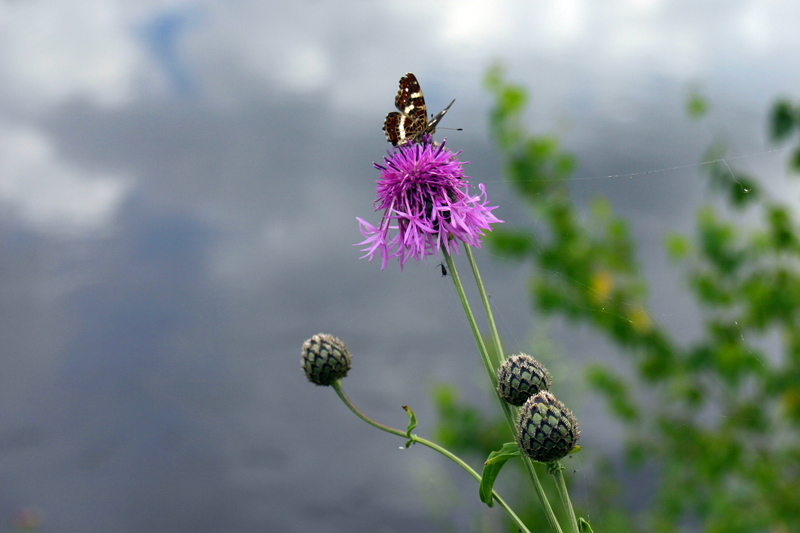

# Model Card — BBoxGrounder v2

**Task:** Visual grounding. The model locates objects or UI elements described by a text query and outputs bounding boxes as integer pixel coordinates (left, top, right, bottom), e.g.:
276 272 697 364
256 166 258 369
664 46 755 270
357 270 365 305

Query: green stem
444 250 563 533
331 381 531 533
464 246 580 531
464 244 505 368
442 251 496 388
550 462 579 533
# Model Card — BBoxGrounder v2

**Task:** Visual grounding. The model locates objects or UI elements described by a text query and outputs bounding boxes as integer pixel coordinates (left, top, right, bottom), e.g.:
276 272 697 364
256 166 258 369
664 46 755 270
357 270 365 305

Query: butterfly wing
383 112 403 145
426 98 456 134
383 73 428 146
383 73 454 145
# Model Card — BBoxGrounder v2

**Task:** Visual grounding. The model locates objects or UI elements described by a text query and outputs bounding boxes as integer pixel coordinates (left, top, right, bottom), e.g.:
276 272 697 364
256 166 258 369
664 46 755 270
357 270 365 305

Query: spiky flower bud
302 333 352 386
516 391 580 463
496 353 552 406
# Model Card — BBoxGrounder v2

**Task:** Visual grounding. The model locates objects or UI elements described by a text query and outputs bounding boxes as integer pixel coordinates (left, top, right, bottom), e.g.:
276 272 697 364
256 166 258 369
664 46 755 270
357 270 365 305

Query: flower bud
516 391 580 463
301 333 352 386
497 353 552 406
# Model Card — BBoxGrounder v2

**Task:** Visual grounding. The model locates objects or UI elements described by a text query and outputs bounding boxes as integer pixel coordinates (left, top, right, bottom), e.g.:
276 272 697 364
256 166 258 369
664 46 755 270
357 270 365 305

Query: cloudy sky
1 1 799 531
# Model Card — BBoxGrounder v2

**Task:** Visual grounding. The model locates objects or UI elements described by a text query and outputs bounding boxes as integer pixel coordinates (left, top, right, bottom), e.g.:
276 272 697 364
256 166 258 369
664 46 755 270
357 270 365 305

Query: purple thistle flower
357 137 502 270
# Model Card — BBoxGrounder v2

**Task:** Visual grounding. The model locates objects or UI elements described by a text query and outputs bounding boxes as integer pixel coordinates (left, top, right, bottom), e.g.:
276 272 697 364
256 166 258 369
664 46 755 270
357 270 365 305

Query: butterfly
383 73 455 146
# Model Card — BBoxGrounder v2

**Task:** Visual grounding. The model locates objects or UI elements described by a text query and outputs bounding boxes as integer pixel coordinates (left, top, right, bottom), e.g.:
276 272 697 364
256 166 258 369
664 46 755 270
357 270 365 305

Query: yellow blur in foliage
589 270 614 304
627 306 651 333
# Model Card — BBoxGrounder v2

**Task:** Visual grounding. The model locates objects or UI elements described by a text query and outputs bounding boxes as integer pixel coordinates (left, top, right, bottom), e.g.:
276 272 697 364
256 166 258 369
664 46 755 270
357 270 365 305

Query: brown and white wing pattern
383 73 454 146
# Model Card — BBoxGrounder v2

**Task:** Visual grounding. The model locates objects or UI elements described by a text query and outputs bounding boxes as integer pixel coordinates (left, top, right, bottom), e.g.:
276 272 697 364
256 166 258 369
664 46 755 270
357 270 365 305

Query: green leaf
705 153 759 208
585 364 639 421
402 405 417 448
792 147 800 173
727 174 758 207
500 86 527 115
686 89 709 119
664 233 690 260
479 443 521 507
767 206 795 250
483 63 504 93
578 517 595 532
488 229 533 257
770 100 795 142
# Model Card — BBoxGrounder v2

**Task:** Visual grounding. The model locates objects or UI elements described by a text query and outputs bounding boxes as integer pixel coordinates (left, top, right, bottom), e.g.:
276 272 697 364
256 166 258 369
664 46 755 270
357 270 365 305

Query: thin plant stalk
464 244 505 368
550 462 579 533
331 381 531 533
443 250 563 533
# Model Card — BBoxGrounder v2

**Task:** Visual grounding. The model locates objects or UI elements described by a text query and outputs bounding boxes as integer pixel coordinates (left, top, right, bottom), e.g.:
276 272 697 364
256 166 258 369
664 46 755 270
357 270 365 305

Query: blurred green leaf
766 205 796 250
702 144 759 208
664 233 690 260
770 100 796 142
686 88 709 119
431 383 511 455
488 228 534 258
728 174 758 206
585 365 639 421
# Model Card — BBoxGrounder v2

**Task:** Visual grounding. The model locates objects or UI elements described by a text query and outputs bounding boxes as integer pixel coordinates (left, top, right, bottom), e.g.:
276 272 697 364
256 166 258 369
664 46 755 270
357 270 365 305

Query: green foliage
480 443 522 507
792 148 800 173
431 383 512 454
702 143 759 207
664 233 690 260
770 99 796 142
434 66 800 531
488 228 534 258
585 365 639 422
578 517 595 533
686 87 710 119
769 99 800 173
402 404 418 448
